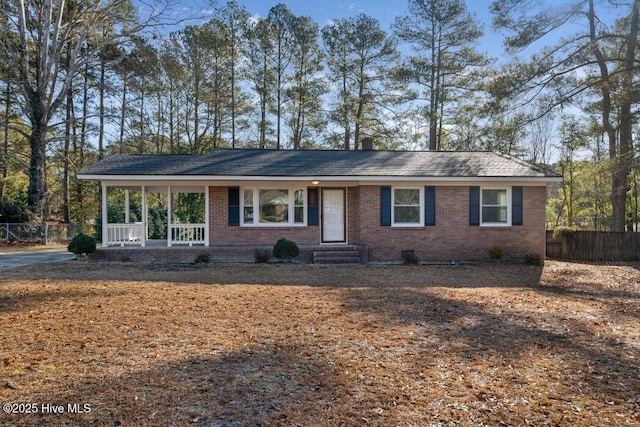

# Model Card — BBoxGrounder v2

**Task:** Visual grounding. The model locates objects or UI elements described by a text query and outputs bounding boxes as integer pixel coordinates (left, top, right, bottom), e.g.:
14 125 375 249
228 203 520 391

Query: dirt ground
0 260 638 426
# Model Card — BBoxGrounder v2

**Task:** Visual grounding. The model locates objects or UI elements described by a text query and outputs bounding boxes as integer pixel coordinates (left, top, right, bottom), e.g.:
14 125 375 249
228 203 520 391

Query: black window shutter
469 186 480 226
228 187 240 226
308 187 319 226
425 186 436 226
380 186 391 226
512 186 523 225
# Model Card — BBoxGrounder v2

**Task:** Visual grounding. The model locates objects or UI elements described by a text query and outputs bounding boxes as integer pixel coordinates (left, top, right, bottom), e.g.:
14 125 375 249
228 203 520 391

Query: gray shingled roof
77 149 561 179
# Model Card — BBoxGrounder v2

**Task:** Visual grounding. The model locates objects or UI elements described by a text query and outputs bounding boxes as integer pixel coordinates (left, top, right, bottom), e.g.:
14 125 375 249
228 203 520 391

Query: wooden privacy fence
546 230 640 261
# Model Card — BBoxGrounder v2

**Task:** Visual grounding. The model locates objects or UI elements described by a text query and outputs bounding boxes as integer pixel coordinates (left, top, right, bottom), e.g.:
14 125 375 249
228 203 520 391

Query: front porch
105 223 207 247
101 184 209 248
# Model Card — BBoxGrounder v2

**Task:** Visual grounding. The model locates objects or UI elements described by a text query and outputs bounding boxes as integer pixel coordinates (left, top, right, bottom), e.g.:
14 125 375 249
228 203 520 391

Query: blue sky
238 0 410 27
235 0 494 28
182 0 507 58
170 1 631 62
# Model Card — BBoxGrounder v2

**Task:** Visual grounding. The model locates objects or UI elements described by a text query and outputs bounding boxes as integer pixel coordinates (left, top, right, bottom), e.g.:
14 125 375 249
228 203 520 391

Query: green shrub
524 253 544 266
489 245 503 261
272 238 299 262
552 226 580 240
401 250 419 265
0 200 29 223
254 249 271 263
67 233 97 256
194 252 210 264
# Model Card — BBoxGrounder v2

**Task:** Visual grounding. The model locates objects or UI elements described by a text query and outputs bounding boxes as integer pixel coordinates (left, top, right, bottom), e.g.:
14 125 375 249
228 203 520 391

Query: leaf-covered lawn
0 261 638 426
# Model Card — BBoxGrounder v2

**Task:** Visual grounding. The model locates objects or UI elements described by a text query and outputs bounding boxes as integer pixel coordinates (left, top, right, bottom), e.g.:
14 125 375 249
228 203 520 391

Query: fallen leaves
0 260 638 426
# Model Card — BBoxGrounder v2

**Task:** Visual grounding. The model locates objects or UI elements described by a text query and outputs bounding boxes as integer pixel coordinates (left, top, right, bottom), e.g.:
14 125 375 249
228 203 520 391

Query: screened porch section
101 184 209 247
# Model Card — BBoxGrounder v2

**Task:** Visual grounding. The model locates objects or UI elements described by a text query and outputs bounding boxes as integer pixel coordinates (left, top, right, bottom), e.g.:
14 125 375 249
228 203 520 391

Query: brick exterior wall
354 185 547 262
205 185 547 262
209 186 320 245
95 185 547 263
346 186 358 244
207 186 364 246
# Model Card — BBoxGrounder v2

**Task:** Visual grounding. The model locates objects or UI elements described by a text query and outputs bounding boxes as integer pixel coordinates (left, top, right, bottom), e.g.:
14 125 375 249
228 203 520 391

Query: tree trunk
294 84 304 150
62 82 72 223
613 0 639 232
119 75 128 151
230 32 236 148
169 82 176 152
588 0 626 232
76 63 89 220
154 91 164 153
436 30 445 151
292 52 305 150
428 21 438 151
342 72 350 150
193 70 200 153
260 95 267 148
276 68 282 149
259 54 268 149
138 91 145 153
98 51 106 160
27 110 48 218
1 83 9 201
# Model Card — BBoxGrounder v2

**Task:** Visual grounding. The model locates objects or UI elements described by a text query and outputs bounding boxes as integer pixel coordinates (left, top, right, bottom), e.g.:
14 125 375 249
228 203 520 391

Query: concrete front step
313 250 362 264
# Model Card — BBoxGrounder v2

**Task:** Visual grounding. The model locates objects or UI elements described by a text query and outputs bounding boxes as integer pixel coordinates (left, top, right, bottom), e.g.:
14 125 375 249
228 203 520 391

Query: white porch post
205 185 210 246
101 183 108 247
167 185 172 247
124 189 130 223
141 185 146 247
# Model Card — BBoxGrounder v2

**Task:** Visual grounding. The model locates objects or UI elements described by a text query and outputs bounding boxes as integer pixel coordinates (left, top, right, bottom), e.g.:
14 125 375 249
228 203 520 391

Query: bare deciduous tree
0 0 165 217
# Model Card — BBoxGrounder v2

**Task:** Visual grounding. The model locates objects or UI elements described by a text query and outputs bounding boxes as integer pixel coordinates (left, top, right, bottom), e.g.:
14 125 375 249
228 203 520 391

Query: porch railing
169 224 206 246
107 223 144 247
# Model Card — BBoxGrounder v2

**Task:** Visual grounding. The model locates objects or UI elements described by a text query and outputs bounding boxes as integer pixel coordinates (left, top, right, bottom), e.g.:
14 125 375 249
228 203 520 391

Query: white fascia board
78 174 562 185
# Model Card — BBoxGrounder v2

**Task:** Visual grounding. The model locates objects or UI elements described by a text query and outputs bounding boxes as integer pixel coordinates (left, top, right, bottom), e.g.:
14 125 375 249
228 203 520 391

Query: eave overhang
77 174 563 184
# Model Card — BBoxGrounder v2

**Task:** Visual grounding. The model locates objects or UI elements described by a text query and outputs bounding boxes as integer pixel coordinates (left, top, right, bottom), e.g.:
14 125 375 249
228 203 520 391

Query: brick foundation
89 244 368 264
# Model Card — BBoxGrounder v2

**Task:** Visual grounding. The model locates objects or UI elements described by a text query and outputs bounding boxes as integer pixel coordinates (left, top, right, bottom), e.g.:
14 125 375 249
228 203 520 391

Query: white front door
322 188 346 243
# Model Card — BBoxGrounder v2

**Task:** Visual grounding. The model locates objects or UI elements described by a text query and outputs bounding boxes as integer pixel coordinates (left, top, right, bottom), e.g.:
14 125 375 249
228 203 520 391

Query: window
481 188 510 226
243 189 254 223
241 187 306 226
294 189 304 223
392 187 423 226
259 189 288 223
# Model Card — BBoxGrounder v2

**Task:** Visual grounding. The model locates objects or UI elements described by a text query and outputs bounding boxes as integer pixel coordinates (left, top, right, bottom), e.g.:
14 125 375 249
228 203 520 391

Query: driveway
0 247 76 270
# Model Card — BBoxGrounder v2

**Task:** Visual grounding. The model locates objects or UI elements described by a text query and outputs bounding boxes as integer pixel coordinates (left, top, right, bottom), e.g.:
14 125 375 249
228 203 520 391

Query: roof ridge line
492 151 556 175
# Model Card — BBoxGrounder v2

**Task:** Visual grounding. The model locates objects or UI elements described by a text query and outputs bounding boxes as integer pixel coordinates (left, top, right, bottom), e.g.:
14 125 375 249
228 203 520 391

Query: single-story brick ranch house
77 148 561 263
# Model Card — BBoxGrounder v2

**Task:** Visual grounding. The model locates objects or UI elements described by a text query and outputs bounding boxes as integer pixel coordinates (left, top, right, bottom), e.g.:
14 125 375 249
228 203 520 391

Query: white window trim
392 186 424 227
480 187 511 227
241 186 307 227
